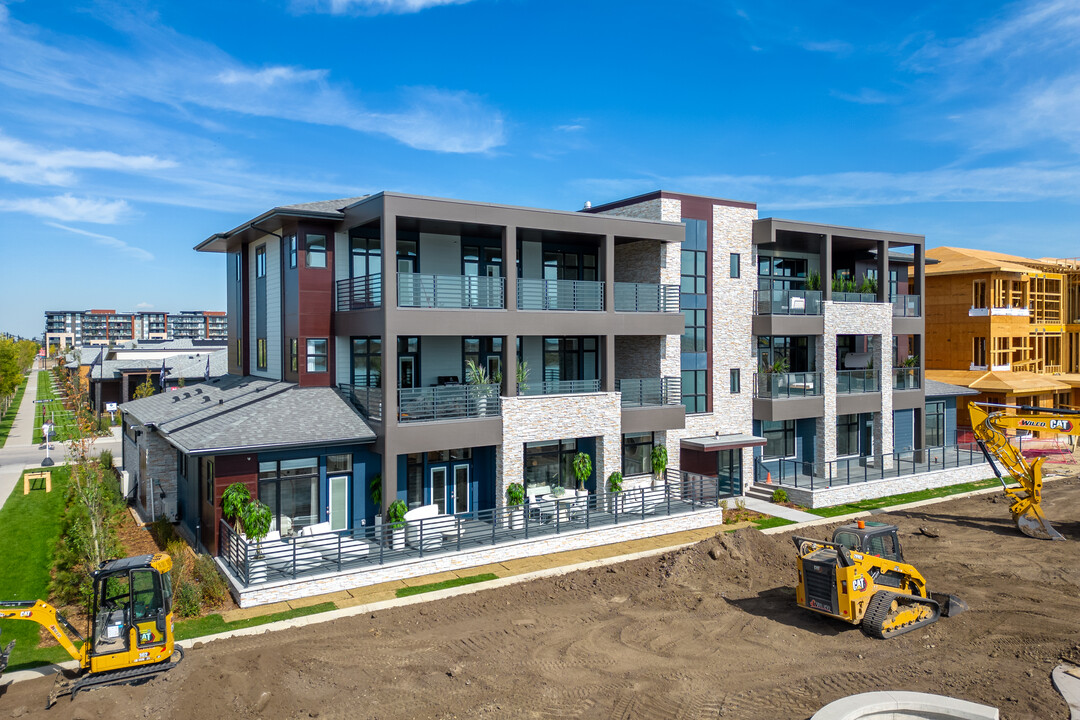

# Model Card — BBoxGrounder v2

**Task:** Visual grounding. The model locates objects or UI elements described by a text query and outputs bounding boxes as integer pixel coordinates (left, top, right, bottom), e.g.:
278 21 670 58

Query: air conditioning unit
119 470 134 498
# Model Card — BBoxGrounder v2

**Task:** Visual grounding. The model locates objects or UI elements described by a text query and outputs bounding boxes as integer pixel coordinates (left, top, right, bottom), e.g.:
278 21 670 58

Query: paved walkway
736 495 820 522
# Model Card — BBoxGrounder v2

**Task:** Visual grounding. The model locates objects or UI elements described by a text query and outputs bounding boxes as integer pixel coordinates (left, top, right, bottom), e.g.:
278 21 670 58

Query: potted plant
369 474 382 529
650 445 668 488
465 359 494 415
387 499 407 550
516 360 530 395
805 270 821 291
241 499 273 558
221 482 251 535
572 452 592 496
506 482 525 530
607 471 623 513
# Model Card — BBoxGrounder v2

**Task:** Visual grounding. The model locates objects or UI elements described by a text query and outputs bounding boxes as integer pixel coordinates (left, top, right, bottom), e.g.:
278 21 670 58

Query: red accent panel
204 454 258 556
681 449 716 475
297 224 335 387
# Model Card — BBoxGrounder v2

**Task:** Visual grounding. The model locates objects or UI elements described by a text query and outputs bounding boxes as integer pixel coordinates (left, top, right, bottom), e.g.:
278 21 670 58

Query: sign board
38 348 45 356
106 402 118 412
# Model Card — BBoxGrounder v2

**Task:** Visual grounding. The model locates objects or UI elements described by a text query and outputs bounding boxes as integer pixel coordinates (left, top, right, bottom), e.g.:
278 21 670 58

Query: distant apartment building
923 247 1080 429
44 309 228 349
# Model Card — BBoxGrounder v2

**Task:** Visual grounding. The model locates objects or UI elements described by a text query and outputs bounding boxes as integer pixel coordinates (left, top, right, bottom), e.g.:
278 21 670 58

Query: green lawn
806 478 1001 518
0 466 76 671
32 371 77 444
0 376 28 449
395 573 499 598
753 516 796 530
174 602 337 641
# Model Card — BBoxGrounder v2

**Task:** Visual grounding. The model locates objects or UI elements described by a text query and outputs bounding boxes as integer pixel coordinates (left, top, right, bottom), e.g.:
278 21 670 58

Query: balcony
398 384 500 423
893 367 921 391
892 295 921 317
757 444 984 490
336 275 382 311
836 369 879 394
517 278 604 311
618 377 680 407
754 372 824 399
398 273 504 310
755 289 823 316
832 291 878 303
339 384 383 421
518 378 602 396
614 283 679 313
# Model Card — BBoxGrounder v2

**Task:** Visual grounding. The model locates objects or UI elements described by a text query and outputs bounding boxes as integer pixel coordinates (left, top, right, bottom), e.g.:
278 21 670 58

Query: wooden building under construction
923 247 1080 431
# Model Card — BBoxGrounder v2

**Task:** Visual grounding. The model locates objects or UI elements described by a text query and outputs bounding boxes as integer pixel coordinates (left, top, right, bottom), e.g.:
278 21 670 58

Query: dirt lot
4 479 1080 720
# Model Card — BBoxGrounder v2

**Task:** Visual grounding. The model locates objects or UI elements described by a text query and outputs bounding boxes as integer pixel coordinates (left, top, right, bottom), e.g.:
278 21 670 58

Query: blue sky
2 0 1079 338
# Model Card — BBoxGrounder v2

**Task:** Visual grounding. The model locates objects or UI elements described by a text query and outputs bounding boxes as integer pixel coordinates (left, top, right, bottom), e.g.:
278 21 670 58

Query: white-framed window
306 338 328 373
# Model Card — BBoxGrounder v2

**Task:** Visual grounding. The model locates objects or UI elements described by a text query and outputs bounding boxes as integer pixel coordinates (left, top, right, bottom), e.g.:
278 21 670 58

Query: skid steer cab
793 521 967 639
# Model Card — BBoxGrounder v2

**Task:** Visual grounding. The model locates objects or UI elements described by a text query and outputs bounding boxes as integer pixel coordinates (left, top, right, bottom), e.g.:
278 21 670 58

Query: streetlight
41 422 55 467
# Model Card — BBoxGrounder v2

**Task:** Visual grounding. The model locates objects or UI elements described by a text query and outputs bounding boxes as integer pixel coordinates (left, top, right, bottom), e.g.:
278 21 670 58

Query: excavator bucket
1014 501 1066 541
931 592 968 618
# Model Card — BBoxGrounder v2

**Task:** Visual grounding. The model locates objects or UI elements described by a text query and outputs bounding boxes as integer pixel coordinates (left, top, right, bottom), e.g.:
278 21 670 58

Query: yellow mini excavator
0 552 182 706
970 402 1080 541
793 520 967 639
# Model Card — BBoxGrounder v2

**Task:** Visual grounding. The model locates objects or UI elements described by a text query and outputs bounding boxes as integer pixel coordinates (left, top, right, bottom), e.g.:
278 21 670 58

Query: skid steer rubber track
48 647 184 708
861 590 941 639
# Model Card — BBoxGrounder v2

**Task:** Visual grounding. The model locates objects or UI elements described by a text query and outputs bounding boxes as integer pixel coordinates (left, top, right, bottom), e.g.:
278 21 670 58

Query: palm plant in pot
242 500 273 559
221 482 251 536
369 474 382 529
651 445 669 488
387 499 408 551
506 482 525 530
572 452 592 496
607 471 623 513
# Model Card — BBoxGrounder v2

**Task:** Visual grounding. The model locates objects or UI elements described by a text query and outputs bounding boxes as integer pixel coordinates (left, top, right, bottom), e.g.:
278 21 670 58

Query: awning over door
681 433 766 452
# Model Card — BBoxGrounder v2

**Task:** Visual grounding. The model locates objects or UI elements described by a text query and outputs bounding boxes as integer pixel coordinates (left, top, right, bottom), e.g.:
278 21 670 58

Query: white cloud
135 301 154 308
291 0 475 15
555 123 585 133
44 221 154 261
0 194 133 223
830 88 893 105
216 66 329 87
0 129 176 186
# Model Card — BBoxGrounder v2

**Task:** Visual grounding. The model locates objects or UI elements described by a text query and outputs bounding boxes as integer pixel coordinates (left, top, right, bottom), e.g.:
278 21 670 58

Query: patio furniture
295 522 371 563
404 504 456 550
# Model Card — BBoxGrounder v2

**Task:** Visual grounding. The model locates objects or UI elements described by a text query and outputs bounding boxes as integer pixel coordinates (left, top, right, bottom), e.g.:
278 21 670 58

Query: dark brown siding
205 453 258 556
298 222 336 387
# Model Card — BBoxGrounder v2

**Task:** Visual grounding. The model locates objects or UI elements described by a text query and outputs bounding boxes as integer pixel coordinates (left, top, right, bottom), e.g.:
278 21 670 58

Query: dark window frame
762 419 795 459
305 234 328 269
681 369 707 414
288 235 298 268
730 252 740 278
730 368 740 393
622 432 655 477
306 338 328 373
926 401 946 447
289 338 298 373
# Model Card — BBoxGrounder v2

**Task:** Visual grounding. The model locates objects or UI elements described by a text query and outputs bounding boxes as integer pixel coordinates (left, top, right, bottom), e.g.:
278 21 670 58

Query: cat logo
1050 419 1074 432
852 576 867 592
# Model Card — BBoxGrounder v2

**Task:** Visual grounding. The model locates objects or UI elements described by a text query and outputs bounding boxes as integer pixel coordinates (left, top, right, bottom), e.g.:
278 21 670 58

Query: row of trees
0 337 39 398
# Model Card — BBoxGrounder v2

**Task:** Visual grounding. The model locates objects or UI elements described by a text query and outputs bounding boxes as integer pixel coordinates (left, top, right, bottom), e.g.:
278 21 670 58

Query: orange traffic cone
766 471 773 484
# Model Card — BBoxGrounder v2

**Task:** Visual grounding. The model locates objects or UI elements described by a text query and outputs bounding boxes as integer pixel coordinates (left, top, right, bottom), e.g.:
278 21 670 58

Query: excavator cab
832 521 903 563
87 553 175 674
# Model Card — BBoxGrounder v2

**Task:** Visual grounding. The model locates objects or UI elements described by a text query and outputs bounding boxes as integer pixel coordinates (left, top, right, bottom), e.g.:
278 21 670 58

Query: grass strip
0 376 28 448
753 516 796 530
174 602 337 641
807 478 1000 518
396 573 499 598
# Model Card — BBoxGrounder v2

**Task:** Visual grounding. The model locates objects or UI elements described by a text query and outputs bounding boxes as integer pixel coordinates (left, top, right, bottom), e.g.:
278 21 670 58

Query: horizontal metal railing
754 289 823 316
892 294 921 317
339 383 383 421
754 371 824 399
397 273 504 309
518 378 603 396
618 377 681 407
336 275 382 311
831 291 878 303
893 367 921 391
398 384 501 423
757 444 984 490
217 475 724 588
614 283 680 312
517 278 604 311
836 369 879 394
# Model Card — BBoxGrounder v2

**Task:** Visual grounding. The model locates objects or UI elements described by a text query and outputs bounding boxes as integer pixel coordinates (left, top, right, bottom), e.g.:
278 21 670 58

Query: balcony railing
754 371 824 399
892 294 921 317
831 291 878 303
755 289 823 316
755 444 984 490
336 275 382 311
217 474 723 588
339 384 383 421
618 377 681 407
893 367 921 391
517 278 604 311
614 283 680 312
518 378 602 396
836 369 879 394
397 384 501 423
397 273 504 309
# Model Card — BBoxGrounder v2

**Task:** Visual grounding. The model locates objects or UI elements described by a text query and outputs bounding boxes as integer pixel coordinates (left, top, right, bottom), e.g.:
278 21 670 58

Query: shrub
571 452 592 491
149 517 179 548
369 474 382 509
98 449 114 470
174 581 201 618
606 471 623 494
506 482 525 506
771 488 789 504
387 499 408 528
650 445 668 479
97 416 111 434
194 554 229 607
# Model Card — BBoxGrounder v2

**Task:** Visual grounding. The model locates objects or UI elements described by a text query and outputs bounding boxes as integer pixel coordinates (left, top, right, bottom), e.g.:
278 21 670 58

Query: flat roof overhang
753 218 924 248
681 433 767 452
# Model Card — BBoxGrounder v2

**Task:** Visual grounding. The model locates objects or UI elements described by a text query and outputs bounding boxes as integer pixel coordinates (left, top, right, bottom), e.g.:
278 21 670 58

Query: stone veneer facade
124 422 178 521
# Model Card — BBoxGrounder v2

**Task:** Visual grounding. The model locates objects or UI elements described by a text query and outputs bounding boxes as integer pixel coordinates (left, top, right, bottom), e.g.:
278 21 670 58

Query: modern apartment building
923 247 1080 429
44 309 228 349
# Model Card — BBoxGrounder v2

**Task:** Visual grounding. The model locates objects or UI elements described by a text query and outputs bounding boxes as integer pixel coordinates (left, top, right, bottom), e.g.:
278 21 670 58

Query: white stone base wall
780 462 990 509
223 507 726 607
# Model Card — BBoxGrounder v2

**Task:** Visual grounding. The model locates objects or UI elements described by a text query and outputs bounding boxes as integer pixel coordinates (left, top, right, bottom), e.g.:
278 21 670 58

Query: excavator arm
0 600 87 675
969 402 1080 541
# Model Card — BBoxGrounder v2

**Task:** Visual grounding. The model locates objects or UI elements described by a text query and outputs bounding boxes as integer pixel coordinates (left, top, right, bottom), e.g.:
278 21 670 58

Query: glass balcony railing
614 283 680 312
755 289 823 315
892 294 921 317
398 384 501 423
336 275 382 311
836 369 879 394
754 372 823 399
398 273 504 309
618 377 681 407
517 378 602 396
517 278 604 311
893 367 921 391
832 291 878 303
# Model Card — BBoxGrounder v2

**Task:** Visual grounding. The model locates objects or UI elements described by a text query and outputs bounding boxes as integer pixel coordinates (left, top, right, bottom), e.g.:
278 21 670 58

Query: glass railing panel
892 367 921 390
892 294 921 317
753 289 823 315
836 369 879 394
753 371 823 398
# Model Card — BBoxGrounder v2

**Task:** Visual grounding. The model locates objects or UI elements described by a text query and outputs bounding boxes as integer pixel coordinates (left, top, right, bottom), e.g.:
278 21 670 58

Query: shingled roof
119 375 375 454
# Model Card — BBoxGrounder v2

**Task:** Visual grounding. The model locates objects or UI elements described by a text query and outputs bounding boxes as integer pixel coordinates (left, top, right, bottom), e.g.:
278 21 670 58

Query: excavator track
48 647 184 708
861 590 941 639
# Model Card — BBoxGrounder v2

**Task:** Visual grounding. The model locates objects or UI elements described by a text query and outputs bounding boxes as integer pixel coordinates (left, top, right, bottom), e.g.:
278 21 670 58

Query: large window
837 414 860 457
306 338 328 373
757 255 807 291
926 401 945 447
351 337 382 387
306 234 327 268
258 458 319 534
255 245 266 278
762 420 795 459
622 432 654 476
523 439 580 492
256 338 267 371
682 309 706 352
682 369 707 414
287 235 297 268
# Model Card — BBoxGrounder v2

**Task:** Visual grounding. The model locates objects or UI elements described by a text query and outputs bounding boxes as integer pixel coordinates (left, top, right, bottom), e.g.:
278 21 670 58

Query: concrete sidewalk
0 369 44 505
737 495 819 522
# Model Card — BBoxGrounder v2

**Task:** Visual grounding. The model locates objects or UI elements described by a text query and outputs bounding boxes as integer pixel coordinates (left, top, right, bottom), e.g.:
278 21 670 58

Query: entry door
399 356 417 389
861 416 874 458
431 467 448 514
328 475 349 531
452 464 470 514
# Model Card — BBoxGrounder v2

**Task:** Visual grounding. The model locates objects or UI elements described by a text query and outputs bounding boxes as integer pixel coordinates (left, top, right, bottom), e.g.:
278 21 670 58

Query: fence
836 369 879 394
398 384 501 422
218 475 723 588
397 273 504 309
339 384 383 421
336 275 382 311
758 444 984 489
618 377 680 407
892 294 921 317
518 379 602 396
517 278 604 311
892 367 921 390
754 372 823 399
613 283 680 312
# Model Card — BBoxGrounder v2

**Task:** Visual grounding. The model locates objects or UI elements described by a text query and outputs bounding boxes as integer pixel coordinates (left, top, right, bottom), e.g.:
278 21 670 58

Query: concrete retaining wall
780 463 990 509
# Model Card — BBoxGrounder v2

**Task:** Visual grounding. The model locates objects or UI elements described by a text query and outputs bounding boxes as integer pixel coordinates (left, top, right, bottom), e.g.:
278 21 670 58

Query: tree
134 370 156 399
